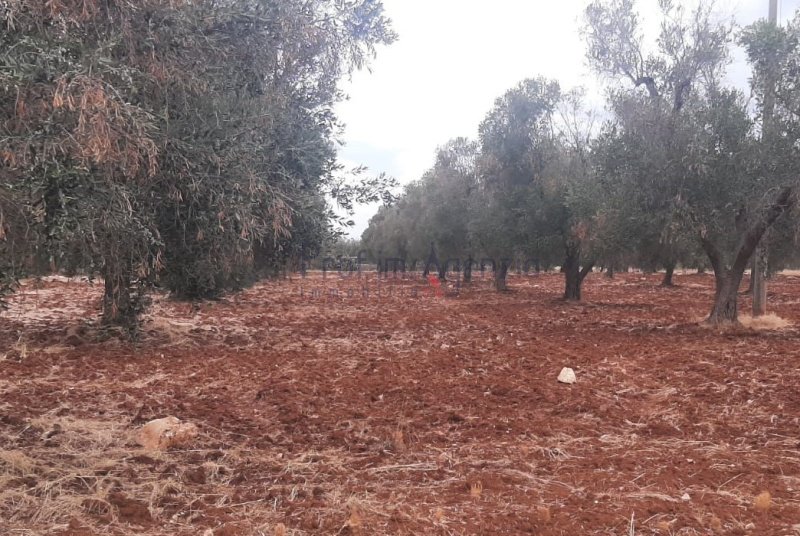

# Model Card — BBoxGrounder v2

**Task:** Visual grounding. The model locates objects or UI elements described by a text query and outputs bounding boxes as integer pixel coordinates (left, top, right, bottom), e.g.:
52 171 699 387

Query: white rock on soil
136 416 198 450
557 367 577 384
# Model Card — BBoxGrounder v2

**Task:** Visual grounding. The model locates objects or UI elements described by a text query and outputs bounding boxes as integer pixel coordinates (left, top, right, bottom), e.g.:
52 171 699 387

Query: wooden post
753 0 778 317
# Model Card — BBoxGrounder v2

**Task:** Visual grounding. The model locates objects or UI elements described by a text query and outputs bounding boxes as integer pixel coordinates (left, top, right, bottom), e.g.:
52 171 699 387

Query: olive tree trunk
703 187 793 326
661 261 676 287
463 257 472 284
102 263 135 327
494 259 510 291
563 248 595 301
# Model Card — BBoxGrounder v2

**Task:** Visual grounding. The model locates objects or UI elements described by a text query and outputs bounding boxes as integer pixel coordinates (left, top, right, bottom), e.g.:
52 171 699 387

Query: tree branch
699 234 724 278
579 260 596 282
633 76 659 98
730 186 794 277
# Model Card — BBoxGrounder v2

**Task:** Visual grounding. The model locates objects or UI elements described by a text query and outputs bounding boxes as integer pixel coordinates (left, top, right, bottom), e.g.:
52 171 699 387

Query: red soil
1 271 799 535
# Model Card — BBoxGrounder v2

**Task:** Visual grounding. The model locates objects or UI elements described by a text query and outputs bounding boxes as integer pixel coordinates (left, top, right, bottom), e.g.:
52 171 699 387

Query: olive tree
585 0 799 325
1 0 396 327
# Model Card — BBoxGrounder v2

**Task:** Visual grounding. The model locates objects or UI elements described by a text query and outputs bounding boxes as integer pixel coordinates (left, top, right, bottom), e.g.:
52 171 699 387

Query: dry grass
469 481 482 499
738 313 792 330
1 335 28 361
2 274 800 534
0 450 37 476
691 312 793 330
1 416 133 527
0 412 288 534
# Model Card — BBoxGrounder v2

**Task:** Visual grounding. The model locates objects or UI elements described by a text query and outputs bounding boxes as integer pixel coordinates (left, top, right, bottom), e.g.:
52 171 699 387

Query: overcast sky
333 0 800 238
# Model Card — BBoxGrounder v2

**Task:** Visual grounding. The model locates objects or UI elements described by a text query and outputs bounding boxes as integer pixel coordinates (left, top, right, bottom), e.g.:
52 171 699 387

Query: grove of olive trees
1 0 395 328
362 0 800 325
5 3 800 535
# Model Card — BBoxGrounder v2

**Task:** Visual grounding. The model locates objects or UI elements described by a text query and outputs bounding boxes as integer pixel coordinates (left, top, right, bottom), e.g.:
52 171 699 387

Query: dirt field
1 271 799 535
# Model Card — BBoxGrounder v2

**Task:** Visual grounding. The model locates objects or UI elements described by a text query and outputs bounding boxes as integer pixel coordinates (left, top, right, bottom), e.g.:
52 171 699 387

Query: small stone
557 367 576 384
681 492 691 501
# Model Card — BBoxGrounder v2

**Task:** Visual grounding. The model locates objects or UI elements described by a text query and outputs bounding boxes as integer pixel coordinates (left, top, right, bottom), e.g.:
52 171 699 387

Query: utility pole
753 0 778 317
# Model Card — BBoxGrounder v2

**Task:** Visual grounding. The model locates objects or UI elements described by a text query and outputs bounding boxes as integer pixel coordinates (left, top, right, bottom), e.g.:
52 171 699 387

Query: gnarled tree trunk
494 259 509 291
438 264 447 281
703 187 793 326
707 268 746 325
563 248 595 301
463 257 472 284
102 263 134 327
423 243 439 278
661 261 676 287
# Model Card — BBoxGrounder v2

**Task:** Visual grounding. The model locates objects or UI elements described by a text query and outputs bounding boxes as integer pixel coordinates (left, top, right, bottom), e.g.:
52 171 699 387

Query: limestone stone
557 367 576 384
137 416 198 450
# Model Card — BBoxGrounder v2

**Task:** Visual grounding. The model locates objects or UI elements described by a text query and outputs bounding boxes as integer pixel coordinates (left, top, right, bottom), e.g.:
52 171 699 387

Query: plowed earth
1 272 799 535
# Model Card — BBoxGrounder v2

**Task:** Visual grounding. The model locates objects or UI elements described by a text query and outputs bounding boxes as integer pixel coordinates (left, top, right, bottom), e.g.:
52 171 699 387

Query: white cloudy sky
333 0 800 238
